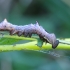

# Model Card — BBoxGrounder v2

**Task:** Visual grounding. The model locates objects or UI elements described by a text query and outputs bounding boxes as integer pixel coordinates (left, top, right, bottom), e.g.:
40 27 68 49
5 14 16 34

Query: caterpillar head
0 19 14 31
44 33 59 49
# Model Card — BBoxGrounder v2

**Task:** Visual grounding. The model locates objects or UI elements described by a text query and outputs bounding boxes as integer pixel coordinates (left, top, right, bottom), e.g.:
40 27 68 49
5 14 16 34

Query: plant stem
59 40 70 45
0 36 70 52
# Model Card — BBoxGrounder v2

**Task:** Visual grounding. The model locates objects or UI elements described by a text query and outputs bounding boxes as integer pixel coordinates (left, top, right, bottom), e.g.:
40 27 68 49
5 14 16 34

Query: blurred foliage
0 0 70 70
0 0 70 37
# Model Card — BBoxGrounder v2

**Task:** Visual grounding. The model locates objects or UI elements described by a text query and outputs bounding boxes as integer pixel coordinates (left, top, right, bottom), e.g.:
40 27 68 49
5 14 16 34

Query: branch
0 35 70 52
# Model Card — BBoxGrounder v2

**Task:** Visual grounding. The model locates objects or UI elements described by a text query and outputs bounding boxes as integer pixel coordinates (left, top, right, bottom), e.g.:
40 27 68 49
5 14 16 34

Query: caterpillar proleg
0 19 59 49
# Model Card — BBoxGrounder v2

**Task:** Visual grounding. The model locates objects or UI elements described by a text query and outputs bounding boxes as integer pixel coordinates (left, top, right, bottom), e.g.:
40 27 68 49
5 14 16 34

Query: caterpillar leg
28 33 32 37
9 30 13 35
39 35 46 42
23 33 28 37
9 30 17 35
17 32 23 36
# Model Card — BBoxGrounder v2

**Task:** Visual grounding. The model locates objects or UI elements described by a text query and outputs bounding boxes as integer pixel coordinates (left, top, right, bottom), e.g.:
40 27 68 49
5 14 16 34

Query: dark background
0 0 70 70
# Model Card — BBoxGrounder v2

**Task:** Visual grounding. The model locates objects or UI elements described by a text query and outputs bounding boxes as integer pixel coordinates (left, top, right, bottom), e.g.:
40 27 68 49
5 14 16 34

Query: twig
58 39 70 45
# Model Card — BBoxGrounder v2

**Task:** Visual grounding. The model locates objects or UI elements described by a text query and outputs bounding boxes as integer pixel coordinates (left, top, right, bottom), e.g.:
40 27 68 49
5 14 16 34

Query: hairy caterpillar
0 19 59 49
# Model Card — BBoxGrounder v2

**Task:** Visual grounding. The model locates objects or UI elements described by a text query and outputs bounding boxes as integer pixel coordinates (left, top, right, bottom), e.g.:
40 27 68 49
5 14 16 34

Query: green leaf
36 38 44 47
0 37 32 45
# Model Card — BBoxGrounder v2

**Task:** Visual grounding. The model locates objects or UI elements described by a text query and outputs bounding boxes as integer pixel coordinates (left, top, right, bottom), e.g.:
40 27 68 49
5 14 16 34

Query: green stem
59 40 70 45
0 35 70 52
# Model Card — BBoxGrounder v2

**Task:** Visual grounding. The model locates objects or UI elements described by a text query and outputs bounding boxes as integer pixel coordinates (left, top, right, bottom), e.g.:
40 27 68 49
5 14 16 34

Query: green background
0 0 70 70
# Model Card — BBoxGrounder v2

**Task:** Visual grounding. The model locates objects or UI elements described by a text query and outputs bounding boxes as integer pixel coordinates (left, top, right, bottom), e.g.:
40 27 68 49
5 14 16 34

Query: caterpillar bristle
4 19 7 23
0 19 59 49
36 21 40 26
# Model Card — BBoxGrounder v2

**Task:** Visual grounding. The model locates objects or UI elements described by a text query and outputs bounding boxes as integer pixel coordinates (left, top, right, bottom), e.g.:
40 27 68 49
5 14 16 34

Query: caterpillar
0 19 59 49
